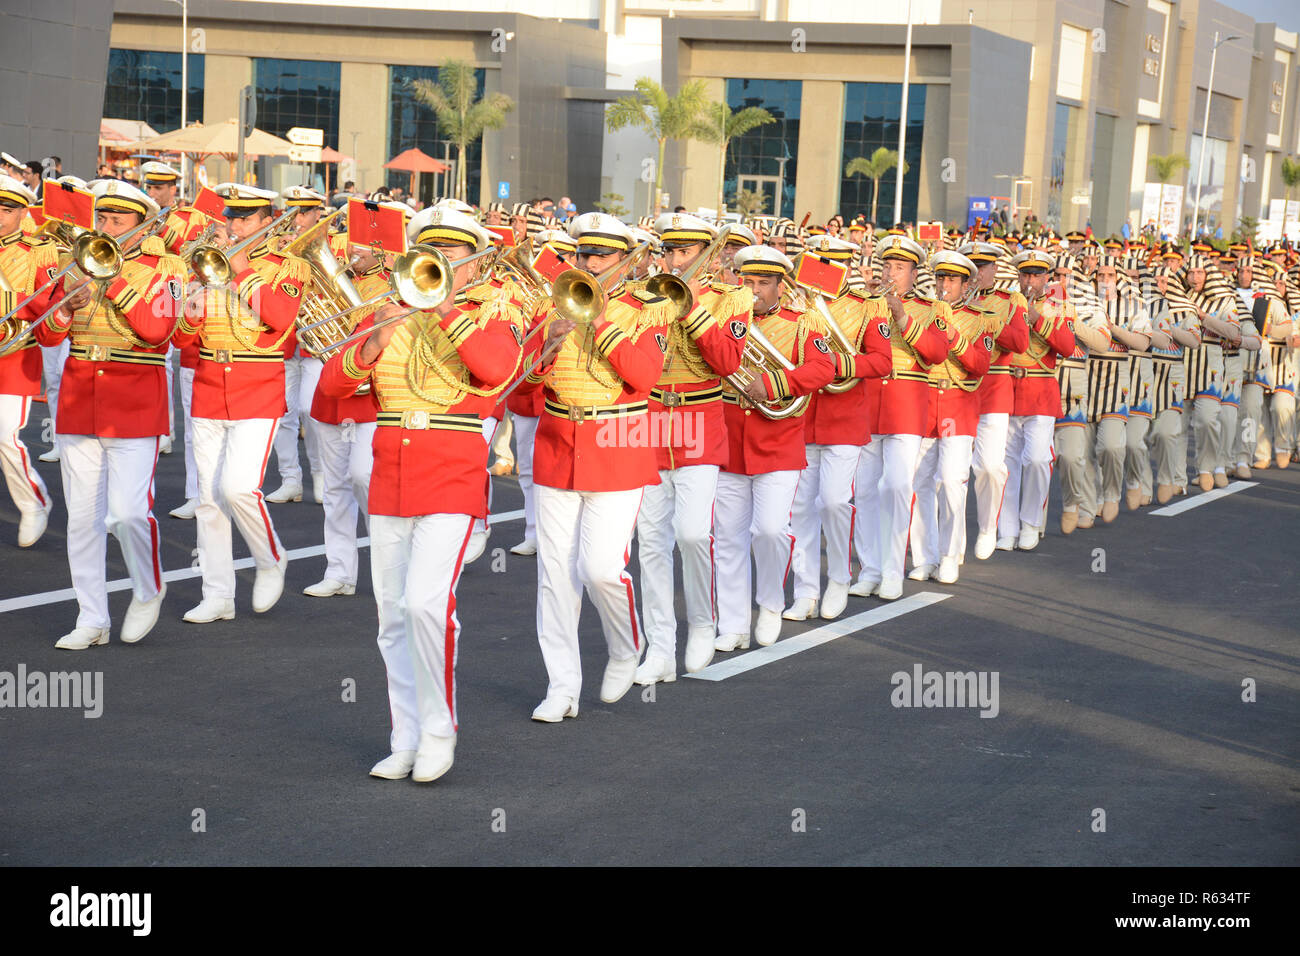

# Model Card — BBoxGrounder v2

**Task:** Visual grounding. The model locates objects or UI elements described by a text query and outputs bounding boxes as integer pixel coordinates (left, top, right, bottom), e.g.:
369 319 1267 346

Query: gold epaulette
846 287 869 302
20 235 59 274
139 235 167 258
704 282 753 321
270 254 310 287
617 288 677 339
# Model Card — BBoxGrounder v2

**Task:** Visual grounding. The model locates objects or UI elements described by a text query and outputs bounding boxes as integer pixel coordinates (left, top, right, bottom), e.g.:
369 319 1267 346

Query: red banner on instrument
794 254 847 297
486 224 515 248
347 197 407 256
917 221 942 242
192 186 226 219
531 244 571 283
41 180 95 230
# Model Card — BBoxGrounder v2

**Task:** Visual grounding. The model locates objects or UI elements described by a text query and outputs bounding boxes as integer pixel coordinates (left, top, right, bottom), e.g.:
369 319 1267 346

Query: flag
347 197 407 255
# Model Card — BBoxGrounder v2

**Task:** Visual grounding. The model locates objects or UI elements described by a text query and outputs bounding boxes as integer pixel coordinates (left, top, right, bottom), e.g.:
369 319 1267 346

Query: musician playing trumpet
36 180 186 648
319 205 522 782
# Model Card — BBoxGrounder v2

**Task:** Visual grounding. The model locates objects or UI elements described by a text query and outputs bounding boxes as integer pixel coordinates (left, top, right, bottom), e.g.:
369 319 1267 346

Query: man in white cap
713 244 834 652
172 183 304 623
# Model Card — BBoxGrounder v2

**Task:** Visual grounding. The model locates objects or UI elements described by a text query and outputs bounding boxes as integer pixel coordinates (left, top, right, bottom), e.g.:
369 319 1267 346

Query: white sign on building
1141 182 1183 236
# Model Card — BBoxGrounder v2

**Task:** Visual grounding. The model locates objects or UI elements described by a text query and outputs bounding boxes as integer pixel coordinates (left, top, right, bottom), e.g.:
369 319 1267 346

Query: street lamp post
163 0 189 193
1191 31 1242 239
893 0 914 225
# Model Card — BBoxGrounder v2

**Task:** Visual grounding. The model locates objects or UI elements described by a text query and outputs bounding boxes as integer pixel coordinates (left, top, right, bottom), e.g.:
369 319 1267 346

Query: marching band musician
713 244 834 651
0 175 58 547
786 234 890 621
1141 267 1200 504
319 205 521 782
516 212 673 721
1182 256 1234 491
997 249 1075 549
37 180 185 649
634 211 749 685
1245 259 1294 471
172 183 306 624
907 251 991 584
138 161 188 460
1050 253 1098 532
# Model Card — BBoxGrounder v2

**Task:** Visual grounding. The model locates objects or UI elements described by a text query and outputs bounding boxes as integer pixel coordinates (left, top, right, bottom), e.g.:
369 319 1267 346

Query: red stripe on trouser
148 436 162 590
15 397 47 508
708 499 717 623
781 474 800 587
846 475 857 580
444 519 475 732
621 491 645 650
254 422 281 562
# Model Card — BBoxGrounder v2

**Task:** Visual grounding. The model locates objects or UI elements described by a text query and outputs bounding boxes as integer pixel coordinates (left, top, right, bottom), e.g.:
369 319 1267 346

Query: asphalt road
1 403 1297 867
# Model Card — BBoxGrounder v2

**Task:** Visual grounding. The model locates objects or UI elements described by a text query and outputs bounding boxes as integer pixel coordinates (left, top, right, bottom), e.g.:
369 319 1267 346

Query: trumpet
643 225 734 320
724 323 810 420
189 208 297 290
782 272 859 394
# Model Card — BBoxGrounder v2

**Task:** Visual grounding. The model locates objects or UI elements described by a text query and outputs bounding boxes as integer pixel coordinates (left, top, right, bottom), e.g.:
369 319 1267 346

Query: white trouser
910 434 974 568
852 438 884 584
714 469 800 636
971 412 1009 536
41 340 68 437
877 434 924 583
0 394 49 518
792 443 861 599
513 414 539 543
535 484 644 700
372 513 473 748
316 419 375 586
999 415 1054 539
59 434 163 630
192 416 284 601
274 356 323 485
473 417 499 536
636 464 719 659
180 366 197 499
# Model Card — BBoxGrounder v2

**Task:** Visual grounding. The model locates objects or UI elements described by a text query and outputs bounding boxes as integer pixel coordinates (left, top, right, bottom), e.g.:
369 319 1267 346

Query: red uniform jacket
925 302 993 438
876 293 953 436
505 300 548 418
309 266 386 427
0 231 62 396
802 288 893 447
1011 297 1076 417
160 206 218 371
976 288 1029 415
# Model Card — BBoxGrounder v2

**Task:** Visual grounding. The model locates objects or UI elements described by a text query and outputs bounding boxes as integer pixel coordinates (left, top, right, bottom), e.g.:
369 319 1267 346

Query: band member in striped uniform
320 205 521 781
517 212 672 721
0 175 58 547
1246 259 1295 471
713 244 834 649
632 212 748 684
1141 266 1201 503
1182 256 1235 491
173 184 305 623
786 234 889 619
960 241 1029 559
35 180 184 648
998 249 1075 549
1050 254 1097 533
908 251 990 583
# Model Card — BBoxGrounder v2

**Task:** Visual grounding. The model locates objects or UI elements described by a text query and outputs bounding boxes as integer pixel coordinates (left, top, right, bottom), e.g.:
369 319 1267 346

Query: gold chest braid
757 308 808 364
659 282 751 386
889 297 941 375
1013 298 1066 368
199 252 304 353
934 305 988 388
547 290 673 406
72 247 185 349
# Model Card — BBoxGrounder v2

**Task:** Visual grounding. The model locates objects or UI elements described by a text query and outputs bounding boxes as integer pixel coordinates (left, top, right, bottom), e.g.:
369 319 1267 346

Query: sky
1224 0 1300 32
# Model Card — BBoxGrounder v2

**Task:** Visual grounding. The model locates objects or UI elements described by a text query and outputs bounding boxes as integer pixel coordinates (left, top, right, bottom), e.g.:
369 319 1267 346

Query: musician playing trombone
319 205 522 781
35 180 186 648
172 183 307 624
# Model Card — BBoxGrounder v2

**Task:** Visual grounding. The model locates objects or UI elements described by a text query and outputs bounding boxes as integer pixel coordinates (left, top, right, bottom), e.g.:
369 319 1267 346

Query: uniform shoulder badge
876 320 892 339
510 324 523 345
728 318 748 339
813 336 830 353
654 332 668 352
982 334 994 351
933 316 947 332
281 282 301 298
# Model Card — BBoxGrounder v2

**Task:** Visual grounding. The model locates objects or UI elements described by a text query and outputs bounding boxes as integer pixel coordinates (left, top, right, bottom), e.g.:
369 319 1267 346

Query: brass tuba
724 321 810 420
277 211 364 361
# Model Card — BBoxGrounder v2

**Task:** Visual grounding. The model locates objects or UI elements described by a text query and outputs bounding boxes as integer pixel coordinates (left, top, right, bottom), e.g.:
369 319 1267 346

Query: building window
1057 24 1088 101
724 78 801 219
103 49 204 132
1046 102 1075 228
388 65 487 205
1186 133 1229 234
840 82 927 225
253 58 341 148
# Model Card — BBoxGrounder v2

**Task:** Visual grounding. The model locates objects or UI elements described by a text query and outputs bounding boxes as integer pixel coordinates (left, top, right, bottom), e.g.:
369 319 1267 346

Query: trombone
780 270 860 394
188 207 297 290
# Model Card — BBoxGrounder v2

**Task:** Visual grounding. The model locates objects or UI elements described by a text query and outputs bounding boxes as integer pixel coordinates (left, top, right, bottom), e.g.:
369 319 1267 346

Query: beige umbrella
139 118 296 160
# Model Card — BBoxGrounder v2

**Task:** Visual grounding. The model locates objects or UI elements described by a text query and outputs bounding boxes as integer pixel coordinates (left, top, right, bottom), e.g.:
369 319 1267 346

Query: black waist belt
199 348 284 364
376 410 483 433
544 399 648 423
70 344 166 366
649 386 723 407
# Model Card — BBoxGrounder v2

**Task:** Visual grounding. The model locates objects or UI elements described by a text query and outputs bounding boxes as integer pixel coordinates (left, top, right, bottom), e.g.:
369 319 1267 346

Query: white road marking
0 509 524 615
685 591 952 682
1149 482 1256 516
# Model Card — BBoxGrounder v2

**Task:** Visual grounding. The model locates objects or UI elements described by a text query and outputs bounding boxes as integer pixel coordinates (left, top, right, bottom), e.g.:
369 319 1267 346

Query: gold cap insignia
106 182 118 195
431 210 443 225
672 215 682 229
819 237 830 251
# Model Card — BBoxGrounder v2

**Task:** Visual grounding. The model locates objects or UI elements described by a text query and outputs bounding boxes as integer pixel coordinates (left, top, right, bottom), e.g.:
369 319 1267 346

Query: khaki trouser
1055 425 1089 517
1190 396 1221 477
1125 415 1151 495
1255 389 1297 460
1083 418 1126 516
1150 408 1183 490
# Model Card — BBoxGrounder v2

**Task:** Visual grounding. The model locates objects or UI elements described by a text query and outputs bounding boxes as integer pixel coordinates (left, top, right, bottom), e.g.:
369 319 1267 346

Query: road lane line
685 591 952 682
1149 482 1256 516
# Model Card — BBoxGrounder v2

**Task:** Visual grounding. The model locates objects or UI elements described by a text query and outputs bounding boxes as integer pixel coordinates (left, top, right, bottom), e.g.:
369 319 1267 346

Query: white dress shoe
849 576 880 597
936 556 959 584
782 597 818 621
17 507 50 548
463 529 489 565
509 537 537 556
169 498 198 519
876 576 904 601
995 536 1016 551
973 532 997 560
312 473 324 504
303 578 355 598
412 732 456 783
754 606 782 646
1018 527 1039 551
38 448 60 463
252 555 288 613
120 583 166 644
684 625 715 672
55 626 110 650
820 580 849 619
714 632 750 653
159 436 173 455
369 750 417 780
907 564 935 582
634 653 677 685
183 598 236 623
265 481 303 504
531 695 578 722
600 656 638 703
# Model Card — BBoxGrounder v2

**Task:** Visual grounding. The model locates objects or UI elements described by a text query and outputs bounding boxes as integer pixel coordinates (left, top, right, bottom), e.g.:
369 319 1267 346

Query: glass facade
724 78 801 219
839 82 927 225
253 58 341 148
1046 102 1073 229
388 65 486 205
103 49 204 132
1186 133 1229 234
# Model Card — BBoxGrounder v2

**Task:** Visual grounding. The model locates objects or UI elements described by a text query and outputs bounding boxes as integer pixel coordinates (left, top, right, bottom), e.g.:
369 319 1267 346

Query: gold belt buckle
405 410 429 430
85 344 110 362
660 391 683 407
568 406 587 423
212 349 231 363
937 379 952 389
1010 367 1026 379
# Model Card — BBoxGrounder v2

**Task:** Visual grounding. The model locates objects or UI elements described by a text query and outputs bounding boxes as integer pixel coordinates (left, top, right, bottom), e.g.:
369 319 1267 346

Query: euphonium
723 322 809 420
491 237 552 316
277 211 364 360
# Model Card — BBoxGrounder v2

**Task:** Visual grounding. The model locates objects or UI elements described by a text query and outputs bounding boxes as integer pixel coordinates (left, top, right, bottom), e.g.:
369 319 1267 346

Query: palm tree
606 77 710 216
689 101 775 216
845 148 909 224
1147 152 1190 239
410 61 514 203
1280 156 1300 245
